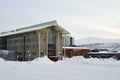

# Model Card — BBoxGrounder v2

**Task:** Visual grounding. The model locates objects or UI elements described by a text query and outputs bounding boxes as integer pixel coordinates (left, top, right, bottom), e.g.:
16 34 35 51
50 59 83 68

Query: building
87 51 120 60
63 47 90 58
0 21 70 61
62 36 74 47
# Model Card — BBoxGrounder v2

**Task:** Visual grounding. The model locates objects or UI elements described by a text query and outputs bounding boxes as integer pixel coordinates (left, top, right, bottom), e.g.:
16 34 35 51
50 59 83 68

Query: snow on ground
0 56 120 80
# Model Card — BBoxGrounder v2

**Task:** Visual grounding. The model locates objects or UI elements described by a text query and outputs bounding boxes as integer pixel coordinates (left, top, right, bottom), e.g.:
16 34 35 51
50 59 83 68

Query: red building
63 47 91 58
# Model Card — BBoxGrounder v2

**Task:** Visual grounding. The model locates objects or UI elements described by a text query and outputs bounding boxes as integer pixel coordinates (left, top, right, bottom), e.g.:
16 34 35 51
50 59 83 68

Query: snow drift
0 56 120 80
31 56 54 64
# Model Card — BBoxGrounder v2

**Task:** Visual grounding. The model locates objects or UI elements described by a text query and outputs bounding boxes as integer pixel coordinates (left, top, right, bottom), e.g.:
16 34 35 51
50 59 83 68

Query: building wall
0 38 7 50
62 36 74 47
7 32 38 60
3 26 63 61
25 32 38 60
39 27 62 57
38 27 63 59
7 35 24 52
65 49 91 58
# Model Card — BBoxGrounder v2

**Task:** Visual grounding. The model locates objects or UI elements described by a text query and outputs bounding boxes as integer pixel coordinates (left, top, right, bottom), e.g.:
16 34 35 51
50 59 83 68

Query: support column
37 30 44 57
37 31 41 57
57 31 60 57
46 29 49 57
63 34 66 59
37 29 45 57
23 33 27 61
31 32 34 51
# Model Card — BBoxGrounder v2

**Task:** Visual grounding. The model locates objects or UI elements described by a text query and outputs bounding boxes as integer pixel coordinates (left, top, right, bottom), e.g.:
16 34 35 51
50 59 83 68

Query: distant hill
75 37 120 51
75 37 120 45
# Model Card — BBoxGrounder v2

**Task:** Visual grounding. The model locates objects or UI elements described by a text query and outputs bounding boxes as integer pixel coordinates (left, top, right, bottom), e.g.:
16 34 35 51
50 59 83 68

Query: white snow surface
89 51 120 54
75 37 120 45
0 56 120 80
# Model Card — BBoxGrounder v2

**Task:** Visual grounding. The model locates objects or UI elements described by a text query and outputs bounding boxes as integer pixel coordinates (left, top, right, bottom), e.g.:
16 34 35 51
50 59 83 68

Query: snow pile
57 56 89 65
0 58 6 70
0 58 15 73
31 56 54 64
0 56 120 66
0 58 6 69
0 56 120 80
0 57 5 62
85 57 120 66
58 56 120 66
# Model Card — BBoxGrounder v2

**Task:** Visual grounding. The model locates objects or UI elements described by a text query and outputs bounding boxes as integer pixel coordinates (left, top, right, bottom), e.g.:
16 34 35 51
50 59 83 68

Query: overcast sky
0 0 120 40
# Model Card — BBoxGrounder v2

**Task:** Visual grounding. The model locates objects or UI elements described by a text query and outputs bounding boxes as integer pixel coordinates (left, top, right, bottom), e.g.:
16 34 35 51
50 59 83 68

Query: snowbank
0 56 120 65
0 57 4 62
0 56 120 80
31 56 54 64
58 56 120 66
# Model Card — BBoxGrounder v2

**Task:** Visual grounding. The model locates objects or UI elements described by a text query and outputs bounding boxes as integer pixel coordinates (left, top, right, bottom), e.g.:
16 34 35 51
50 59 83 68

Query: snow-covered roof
0 20 70 37
88 51 120 54
63 47 90 50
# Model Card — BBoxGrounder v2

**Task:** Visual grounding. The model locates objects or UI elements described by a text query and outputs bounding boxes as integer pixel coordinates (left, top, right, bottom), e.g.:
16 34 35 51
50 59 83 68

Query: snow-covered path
0 56 120 80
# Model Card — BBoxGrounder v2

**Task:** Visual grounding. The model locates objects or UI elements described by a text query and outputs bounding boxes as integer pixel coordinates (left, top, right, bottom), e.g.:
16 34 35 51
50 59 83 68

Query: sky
0 0 120 40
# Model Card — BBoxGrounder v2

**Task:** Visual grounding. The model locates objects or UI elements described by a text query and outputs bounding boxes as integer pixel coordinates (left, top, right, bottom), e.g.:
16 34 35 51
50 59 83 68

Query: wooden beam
46 30 48 56
57 31 60 57
37 30 41 57
63 34 66 59
37 28 49 57
37 30 44 57
57 31 63 57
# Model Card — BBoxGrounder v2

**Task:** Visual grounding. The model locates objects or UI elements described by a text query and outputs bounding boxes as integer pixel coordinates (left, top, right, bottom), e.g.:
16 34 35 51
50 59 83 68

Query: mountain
75 37 120 51
75 37 120 45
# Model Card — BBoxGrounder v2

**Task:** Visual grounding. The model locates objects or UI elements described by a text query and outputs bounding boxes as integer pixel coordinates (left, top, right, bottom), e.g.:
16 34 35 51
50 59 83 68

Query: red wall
64 49 91 58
